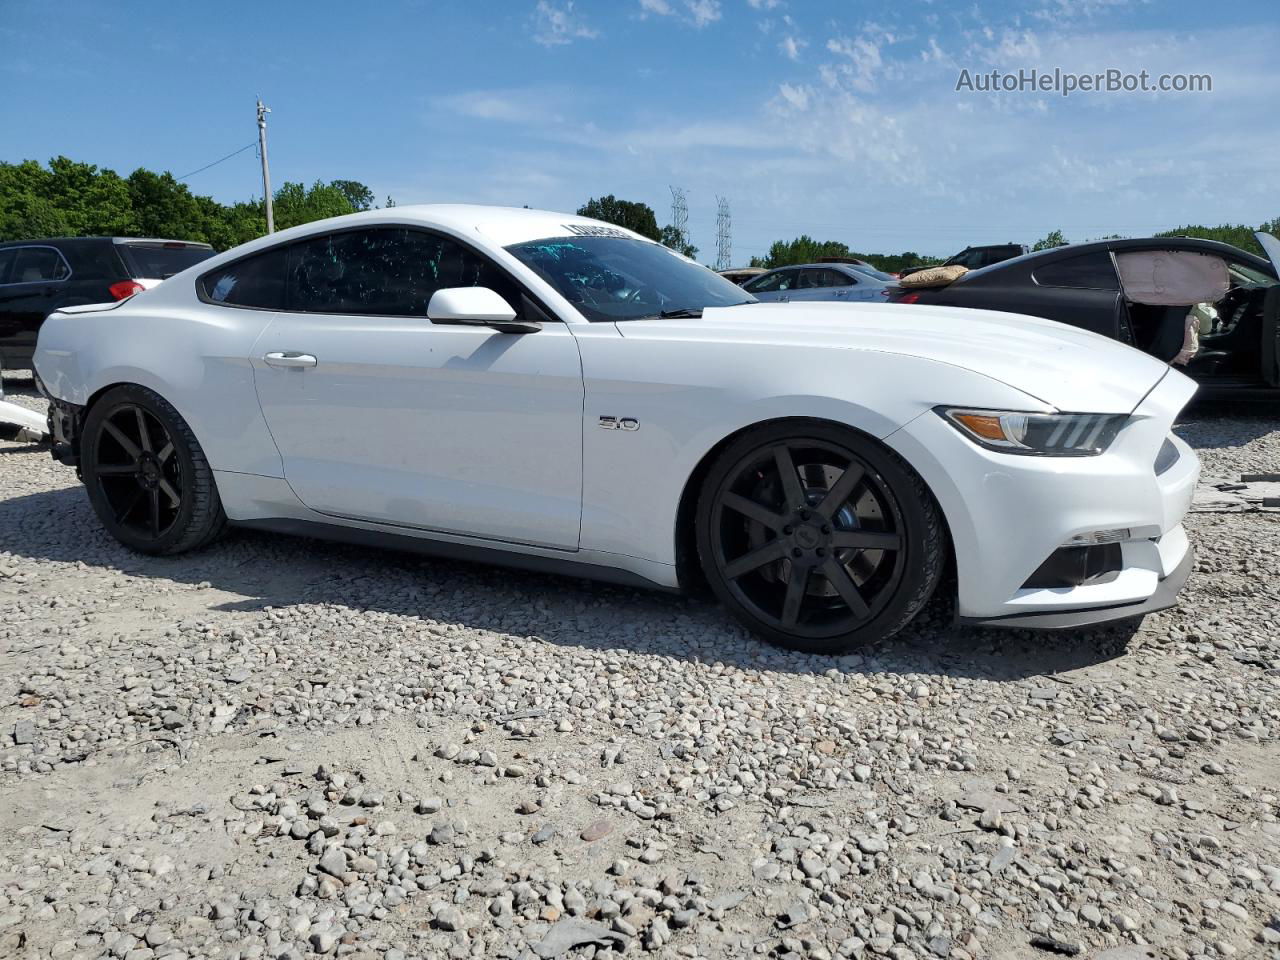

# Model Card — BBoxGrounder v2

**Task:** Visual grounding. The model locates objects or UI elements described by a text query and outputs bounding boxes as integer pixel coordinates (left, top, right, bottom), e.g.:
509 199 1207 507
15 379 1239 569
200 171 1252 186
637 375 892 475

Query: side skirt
233 517 680 594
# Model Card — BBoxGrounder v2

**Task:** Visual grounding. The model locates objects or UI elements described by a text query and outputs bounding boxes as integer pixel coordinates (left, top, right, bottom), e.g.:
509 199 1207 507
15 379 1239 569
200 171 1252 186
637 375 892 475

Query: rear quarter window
200 247 289 310
1033 251 1119 290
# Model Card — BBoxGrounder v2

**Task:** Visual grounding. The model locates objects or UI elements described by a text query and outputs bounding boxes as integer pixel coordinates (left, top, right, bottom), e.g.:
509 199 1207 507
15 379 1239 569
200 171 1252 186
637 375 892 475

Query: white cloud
779 35 806 61
532 1 599 46
637 0 721 28
826 35 885 91
687 0 722 27
747 0 781 8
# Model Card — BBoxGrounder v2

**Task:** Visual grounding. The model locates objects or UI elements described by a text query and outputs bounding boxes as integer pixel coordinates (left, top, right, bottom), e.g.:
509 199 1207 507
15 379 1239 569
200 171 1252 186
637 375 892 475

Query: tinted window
821 269 855 287
118 243 215 280
201 247 289 310
0 248 16 285
287 228 518 316
10 246 70 283
1033 252 1119 290
505 235 753 322
744 271 786 293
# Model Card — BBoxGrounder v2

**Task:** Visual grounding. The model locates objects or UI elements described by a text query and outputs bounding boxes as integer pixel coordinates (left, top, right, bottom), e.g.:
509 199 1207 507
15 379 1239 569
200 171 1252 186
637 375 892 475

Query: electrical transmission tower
715 196 732 270
669 186 689 253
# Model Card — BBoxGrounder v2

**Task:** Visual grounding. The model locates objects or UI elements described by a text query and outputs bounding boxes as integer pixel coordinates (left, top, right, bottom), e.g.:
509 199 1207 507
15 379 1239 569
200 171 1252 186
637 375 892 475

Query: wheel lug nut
816 548 826 557
791 548 802 558
783 525 793 535
822 525 831 535
799 509 809 520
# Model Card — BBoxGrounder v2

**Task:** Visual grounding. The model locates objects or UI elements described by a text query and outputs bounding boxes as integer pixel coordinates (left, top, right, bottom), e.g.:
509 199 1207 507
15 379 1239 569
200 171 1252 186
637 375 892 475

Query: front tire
695 421 944 654
81 385 226 555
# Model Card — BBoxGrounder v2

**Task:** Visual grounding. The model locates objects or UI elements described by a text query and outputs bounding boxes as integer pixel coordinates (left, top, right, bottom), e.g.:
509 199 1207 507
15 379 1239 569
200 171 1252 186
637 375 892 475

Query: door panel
252 315 585 549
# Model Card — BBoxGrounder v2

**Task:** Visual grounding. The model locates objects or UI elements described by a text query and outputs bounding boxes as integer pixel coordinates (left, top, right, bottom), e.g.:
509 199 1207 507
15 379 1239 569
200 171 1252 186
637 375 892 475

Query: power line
176 142 257 182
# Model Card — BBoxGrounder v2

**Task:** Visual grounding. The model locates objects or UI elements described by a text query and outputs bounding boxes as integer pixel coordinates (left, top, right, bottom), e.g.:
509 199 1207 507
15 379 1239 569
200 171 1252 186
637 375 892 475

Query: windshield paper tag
564 224 633 239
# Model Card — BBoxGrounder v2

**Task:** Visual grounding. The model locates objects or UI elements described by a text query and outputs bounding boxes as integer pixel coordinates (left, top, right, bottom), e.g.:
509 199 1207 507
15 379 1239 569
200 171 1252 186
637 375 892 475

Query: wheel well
65 382 147 463
673 416 956 596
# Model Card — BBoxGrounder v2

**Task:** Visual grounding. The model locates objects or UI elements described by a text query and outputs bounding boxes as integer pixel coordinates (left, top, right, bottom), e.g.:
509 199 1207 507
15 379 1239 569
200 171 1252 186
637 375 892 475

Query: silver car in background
742 261 898 303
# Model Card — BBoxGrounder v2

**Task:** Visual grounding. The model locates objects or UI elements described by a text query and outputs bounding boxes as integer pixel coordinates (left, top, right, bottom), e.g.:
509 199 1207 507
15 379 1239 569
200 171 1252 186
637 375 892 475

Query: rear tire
81 385 226 555
695 420 944 654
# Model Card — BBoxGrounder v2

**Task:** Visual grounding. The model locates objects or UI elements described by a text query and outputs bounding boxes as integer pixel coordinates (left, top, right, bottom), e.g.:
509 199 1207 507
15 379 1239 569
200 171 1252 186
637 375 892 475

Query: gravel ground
2 377 1278 960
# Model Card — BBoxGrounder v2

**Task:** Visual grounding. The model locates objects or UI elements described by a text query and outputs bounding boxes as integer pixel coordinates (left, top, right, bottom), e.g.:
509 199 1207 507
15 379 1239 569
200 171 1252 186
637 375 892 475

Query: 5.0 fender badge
598 416 639 431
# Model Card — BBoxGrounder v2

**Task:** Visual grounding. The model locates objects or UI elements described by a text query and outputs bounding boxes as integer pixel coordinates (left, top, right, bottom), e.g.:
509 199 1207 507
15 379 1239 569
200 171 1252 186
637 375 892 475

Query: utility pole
256 98 274 234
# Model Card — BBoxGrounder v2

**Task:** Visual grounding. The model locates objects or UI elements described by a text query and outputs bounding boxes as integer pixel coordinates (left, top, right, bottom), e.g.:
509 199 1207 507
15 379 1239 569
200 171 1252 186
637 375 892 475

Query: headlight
937 407 1127 457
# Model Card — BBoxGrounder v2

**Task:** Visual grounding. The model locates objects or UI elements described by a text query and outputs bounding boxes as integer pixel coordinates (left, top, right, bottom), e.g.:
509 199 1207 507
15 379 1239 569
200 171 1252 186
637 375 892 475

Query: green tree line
4 162 1277 268
0 156 380 251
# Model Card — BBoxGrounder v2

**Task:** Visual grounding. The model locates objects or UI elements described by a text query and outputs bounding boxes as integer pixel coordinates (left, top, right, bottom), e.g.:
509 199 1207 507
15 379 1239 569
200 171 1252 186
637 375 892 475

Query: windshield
118 242 215 280
846 264 896 282
505 235 753 322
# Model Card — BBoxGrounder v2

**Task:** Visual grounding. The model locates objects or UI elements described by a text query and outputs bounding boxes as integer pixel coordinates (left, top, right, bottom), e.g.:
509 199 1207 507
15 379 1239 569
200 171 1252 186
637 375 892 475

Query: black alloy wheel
82 385 226 555
92 403 183 539
696 421 944 654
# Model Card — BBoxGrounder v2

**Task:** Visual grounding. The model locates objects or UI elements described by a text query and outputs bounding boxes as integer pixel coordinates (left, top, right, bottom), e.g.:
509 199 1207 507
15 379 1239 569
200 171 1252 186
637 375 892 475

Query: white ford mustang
34 206 1200 653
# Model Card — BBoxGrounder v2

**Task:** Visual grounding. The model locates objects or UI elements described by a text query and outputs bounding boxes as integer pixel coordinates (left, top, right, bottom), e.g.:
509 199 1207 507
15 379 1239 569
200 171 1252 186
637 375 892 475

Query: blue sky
3 0 1278 261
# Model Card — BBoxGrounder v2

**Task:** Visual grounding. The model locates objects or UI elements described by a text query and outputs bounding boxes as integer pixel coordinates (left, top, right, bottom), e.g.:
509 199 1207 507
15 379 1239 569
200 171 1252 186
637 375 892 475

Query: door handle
264 352 318 368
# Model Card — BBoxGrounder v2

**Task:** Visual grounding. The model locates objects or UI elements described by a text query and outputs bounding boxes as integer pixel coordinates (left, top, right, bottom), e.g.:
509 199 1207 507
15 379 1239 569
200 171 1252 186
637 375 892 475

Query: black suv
0 237 215 370
900 243 1028 278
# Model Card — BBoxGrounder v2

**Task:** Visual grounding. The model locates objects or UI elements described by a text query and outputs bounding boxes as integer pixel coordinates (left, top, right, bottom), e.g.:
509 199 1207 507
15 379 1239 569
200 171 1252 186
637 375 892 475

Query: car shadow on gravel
3 484 1142 684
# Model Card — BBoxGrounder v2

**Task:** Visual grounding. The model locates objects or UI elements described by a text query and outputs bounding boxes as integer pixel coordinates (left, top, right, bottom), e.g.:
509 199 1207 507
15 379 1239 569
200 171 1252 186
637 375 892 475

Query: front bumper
957 543 1194 629
888 369 1200 627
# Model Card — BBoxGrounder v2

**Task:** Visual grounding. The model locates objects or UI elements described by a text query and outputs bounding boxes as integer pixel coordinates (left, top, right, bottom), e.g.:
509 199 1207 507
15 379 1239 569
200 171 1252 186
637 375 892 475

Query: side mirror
428 287 541 334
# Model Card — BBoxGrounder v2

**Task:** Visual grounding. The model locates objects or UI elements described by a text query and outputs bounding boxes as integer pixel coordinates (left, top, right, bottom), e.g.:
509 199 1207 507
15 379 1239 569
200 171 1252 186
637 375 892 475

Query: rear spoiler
53 301 126 316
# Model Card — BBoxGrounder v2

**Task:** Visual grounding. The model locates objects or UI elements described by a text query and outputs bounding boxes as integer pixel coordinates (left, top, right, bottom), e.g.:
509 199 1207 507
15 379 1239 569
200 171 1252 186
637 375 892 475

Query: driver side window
286 228 524 317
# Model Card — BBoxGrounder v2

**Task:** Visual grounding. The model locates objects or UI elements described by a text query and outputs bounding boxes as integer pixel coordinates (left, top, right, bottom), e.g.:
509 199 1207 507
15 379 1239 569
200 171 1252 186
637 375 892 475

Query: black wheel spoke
816 462 865 519
103 421 141 460
115 487 144 524
822 558 871 620
772 445 805 512
156 442 174 465
722 492 785 532
135 407 153 454
158 478 181 509
832 530 901 551
148 489 161 536
723 539 786 580
95 463 137 476
780 567 808 627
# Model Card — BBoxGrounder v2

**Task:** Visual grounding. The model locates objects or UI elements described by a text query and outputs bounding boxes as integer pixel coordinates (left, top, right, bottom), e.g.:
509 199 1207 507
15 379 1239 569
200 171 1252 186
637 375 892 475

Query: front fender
578 337 1044 569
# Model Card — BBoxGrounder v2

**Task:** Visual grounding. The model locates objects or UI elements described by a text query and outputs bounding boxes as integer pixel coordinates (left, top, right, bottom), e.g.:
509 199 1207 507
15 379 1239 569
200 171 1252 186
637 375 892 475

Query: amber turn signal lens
949 412 1007 442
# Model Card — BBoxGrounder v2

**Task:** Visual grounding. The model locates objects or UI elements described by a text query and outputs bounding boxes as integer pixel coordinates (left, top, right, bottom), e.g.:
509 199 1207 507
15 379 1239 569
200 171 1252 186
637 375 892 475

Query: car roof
190 204 660 265
961 235 1274 281
0 236 213 249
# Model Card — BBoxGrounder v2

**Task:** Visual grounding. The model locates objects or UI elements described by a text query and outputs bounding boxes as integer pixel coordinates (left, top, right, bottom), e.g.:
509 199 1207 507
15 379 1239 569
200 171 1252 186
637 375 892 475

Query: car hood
617 301 1172 414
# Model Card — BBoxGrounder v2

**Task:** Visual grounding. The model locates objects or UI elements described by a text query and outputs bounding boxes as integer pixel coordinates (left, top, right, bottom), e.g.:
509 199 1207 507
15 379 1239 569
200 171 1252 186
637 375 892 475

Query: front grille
1155 437 1180 475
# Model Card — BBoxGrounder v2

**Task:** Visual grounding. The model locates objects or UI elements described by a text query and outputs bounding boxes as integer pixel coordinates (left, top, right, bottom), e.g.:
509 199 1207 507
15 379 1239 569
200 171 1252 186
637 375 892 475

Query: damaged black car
891 233 1280 398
